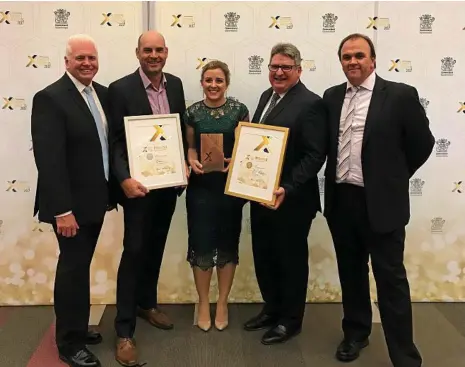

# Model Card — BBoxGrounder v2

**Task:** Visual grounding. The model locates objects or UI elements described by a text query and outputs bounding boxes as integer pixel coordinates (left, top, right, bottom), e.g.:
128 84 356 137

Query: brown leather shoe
137 307 174 330
115 338 137 367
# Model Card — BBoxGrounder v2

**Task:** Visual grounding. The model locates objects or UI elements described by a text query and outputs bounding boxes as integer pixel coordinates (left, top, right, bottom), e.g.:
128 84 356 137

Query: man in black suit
31 34 115 367
243 43 327 345
323 33 434 367
108 30 187 366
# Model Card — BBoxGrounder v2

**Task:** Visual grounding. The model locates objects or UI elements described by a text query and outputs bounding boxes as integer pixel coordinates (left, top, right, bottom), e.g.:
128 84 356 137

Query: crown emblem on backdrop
248 55 264 74
322 13 338 29
431 217 445 232
419 98 430 110
419 14 435 30
224 12 240 31
409 178 425 194
436 138 450 154
441 57 456 73
54 8 70 29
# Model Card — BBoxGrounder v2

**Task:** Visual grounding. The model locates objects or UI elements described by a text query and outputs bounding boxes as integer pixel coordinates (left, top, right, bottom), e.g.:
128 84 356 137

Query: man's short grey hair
65 34 97 56
270 43 302 66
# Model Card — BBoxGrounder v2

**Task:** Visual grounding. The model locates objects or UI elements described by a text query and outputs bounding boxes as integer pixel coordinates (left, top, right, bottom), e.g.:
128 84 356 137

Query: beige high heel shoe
197 319 212 332
197 303 212 332
215 304 229 331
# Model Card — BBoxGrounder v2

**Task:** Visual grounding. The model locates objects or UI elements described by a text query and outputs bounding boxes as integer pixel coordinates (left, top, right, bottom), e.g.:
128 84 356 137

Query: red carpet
26 322 67 367
0 307 12 327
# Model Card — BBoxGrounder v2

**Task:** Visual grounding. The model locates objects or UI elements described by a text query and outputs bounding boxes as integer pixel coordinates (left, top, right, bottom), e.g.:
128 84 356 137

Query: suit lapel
331 84 347 155
165 75 177 113
63 74 93 119
332 84 346 131
261 82 301 124
94 85 109 120
363 76 387 147
252 89 272 123
132 70 153 115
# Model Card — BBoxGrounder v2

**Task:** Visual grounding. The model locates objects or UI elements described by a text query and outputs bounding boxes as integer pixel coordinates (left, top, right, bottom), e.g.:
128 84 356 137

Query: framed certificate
225 122 289 205
124 114 187 190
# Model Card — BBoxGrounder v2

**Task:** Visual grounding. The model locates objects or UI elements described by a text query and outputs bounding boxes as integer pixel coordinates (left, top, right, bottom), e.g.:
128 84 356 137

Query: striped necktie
336 86 360 181
260 93 280 123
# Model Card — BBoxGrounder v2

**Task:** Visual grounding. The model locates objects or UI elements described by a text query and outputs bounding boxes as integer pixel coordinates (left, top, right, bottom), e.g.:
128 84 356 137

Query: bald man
108 31 187 366
31 34 116 367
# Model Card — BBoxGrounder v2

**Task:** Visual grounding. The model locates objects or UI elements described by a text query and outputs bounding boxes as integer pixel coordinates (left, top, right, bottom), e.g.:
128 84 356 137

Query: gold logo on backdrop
367 17 390 30
101 13 125 26
26 55 51 68
0 11 24 25
389 59 412 72
452 181 462 193
2 97 27 110
171 14 181 27
269 16 293 29
171 14 195 28
32 220 53 232
6 180 30 192
457 102 465 113
196 57 214 69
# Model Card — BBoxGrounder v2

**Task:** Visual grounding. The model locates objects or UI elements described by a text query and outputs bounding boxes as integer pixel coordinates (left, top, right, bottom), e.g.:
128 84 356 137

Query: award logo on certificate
200 133 224 173
225 122 289 205
124 114 187 190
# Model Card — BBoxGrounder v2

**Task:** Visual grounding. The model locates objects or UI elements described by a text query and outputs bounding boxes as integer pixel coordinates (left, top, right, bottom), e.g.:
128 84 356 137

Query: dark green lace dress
184 98 249 270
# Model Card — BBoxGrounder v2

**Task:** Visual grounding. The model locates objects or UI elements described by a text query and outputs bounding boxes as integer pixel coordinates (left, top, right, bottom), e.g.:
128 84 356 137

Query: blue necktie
84 86 109 180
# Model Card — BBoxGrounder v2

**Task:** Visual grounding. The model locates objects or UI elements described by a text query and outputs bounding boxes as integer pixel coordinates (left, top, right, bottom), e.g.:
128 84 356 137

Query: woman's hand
222 158 232 173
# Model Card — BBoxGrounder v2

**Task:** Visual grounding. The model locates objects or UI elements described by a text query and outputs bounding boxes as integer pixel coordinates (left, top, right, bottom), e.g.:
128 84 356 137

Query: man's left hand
262 187 285 210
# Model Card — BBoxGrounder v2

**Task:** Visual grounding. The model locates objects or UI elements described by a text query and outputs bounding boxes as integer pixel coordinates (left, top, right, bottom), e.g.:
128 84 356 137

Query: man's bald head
136 30 168 78
137 31 166 49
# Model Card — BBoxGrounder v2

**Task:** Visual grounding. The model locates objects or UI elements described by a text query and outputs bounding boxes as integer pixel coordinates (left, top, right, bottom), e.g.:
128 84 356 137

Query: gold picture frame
225 122 289 205
124 113 188 190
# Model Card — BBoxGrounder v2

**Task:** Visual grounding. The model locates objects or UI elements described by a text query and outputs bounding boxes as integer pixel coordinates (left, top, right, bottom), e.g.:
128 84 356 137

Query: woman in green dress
184 60 249 331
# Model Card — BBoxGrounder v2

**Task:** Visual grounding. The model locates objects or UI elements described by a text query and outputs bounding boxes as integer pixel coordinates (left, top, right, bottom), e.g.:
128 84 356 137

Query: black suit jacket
323 75 435 233
252 81 327 214
108 69 186 195
31 73 116 225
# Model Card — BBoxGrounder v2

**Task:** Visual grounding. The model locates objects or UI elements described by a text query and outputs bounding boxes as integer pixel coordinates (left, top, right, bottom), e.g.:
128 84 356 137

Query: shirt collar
66 71 92 93
139 67 167 90
346 70 376 92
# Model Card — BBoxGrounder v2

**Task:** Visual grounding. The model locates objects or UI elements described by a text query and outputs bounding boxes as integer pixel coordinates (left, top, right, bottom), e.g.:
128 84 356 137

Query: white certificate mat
124 114 187 190
225 122 289 205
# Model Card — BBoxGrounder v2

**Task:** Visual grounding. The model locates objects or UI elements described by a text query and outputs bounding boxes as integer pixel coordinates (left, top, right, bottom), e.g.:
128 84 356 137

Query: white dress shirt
336 71 376 187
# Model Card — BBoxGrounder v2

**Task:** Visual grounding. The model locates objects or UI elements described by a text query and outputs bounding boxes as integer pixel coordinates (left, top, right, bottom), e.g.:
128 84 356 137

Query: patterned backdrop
0 1 464 305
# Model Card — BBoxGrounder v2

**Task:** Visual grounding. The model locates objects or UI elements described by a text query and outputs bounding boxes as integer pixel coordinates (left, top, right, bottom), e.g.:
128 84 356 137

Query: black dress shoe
59 347 101 367
85 330 102 345
244 313 278 331
261 324 301 345
335 338 369 362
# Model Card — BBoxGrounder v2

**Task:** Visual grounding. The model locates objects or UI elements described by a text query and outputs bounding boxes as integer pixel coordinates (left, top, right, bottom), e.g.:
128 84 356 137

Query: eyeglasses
268 64 297 72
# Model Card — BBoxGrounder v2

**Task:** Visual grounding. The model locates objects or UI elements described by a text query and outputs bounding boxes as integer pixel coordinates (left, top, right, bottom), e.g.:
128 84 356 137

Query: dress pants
53 221 103 354
327 183 422 367
115 188 177 338
250 200 313 327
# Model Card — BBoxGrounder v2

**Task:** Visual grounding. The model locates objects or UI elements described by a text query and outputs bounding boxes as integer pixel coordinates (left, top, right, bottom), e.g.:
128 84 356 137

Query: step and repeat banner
153 1 465 303
0 1 142 305
0 1 464 305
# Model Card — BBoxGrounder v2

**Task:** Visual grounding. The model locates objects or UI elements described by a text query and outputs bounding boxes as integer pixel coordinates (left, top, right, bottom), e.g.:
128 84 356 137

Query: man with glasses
243 43 327 345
